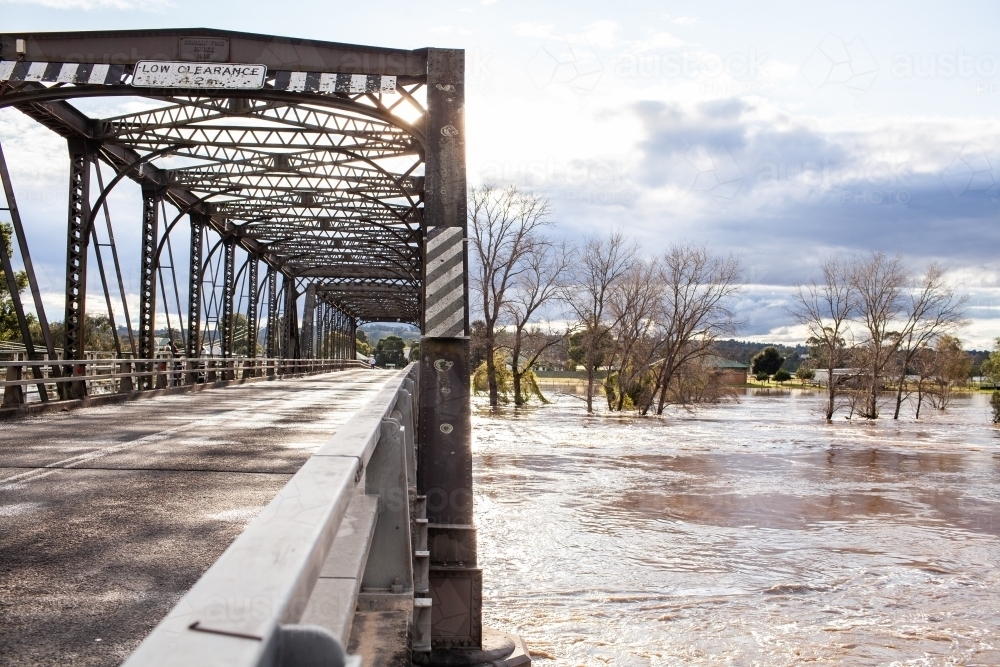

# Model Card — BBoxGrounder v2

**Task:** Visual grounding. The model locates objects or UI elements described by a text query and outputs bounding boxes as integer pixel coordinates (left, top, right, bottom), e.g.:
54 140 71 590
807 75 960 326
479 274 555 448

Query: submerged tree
851 252 908 419
471 349 547 404
925 335 972 413
606 258 660 411
469 185 551 407
791 257 855 419
564 230 637 413
505 239 569 405
645 244 742 415
890 263 967 419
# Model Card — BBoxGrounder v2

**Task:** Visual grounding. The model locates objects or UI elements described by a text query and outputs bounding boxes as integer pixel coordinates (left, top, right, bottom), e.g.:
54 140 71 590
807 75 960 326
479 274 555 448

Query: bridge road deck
0 368 395 667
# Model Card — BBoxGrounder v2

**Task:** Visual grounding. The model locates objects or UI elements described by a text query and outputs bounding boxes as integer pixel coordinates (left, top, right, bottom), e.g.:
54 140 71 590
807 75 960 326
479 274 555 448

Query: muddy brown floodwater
473 389 1000 666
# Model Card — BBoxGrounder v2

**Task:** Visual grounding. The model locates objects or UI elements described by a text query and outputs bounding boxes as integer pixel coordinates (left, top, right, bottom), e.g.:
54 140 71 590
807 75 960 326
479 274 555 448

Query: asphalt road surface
0 369 393 667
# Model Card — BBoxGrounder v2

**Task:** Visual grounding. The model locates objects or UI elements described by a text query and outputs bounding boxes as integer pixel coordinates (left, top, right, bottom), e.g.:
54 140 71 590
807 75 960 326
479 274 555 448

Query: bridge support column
416 47 512 665
220 234 235 364
64 139 95 399
187 214 204 361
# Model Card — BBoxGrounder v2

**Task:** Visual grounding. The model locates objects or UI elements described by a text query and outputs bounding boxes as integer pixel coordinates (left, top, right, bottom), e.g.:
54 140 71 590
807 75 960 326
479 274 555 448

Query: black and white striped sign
424 226 466 338
0 60 396 94
0 60 126 85
273 71 396 94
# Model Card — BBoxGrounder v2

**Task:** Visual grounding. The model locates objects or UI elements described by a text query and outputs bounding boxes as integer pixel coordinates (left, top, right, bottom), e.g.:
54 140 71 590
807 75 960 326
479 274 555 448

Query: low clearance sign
132 61 266 89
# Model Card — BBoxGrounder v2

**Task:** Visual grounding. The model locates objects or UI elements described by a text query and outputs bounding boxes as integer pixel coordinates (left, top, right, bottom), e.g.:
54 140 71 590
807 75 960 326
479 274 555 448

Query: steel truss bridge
0 29 505 667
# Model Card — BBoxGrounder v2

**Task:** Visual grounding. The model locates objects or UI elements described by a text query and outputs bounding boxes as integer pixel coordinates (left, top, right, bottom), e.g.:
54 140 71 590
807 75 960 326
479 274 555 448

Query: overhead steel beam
295 266 416 279
2 28 428 76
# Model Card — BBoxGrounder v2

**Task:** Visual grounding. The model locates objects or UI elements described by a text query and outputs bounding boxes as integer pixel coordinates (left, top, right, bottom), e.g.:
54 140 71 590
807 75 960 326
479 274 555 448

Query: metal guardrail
122 363 425 667
0 356 367 407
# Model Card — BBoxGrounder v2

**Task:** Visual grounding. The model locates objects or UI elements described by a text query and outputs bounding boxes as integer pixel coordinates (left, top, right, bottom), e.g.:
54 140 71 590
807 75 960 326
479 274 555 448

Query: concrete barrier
121 364 422 667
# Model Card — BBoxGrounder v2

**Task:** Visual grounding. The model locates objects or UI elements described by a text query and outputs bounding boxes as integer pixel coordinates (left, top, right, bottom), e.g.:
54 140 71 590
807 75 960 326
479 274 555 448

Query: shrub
773 369 792 383
991 391 1000 424
795 366 815 380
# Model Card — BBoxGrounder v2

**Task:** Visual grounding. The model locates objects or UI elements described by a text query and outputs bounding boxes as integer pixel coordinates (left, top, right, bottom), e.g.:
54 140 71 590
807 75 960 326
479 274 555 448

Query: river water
473 389 1000 666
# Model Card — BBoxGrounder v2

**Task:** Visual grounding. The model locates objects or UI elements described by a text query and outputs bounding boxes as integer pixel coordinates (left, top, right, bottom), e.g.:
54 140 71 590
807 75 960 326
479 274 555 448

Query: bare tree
564 230 637 413
926 334 973 413
791 258 856 420
851 252 908 419
505 239 571 405
646 244 743 415
890 263 968 419
468 184 550 406
606 258 661 411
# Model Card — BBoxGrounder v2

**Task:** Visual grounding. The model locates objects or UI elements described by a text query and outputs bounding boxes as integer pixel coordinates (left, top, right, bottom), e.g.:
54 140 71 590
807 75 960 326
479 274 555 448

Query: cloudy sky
3 0 999 347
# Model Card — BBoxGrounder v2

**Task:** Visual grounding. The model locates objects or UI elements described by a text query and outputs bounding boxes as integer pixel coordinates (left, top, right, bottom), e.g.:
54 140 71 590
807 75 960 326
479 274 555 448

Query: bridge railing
122 363 423 667
0 355 368 407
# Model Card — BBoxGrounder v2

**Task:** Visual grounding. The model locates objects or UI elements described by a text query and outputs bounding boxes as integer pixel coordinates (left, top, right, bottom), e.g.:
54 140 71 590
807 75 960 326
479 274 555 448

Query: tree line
470 184 987 421
791 255 969 420
470 184 742 414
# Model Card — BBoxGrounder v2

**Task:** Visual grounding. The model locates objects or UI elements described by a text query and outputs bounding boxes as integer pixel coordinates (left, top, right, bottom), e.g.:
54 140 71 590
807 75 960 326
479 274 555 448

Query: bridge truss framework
0 28 480 661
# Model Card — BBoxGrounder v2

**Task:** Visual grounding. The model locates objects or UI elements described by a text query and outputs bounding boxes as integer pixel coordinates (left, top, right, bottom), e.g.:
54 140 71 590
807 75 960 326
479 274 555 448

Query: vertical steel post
339 309 346 360
332 308 340 360
300 285 315 359
333 307 339 360
349 316 355 362
187 214 205 359
64 139 95 398
418 48 481 654
282 277 299 359
266 266 277 358
137 184 160 389
247 253 258 358
220 235 235 359
319 302 328 359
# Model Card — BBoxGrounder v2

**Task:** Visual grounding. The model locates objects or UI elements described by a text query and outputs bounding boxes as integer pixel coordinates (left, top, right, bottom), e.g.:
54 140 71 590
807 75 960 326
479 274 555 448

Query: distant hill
358 322 420 345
